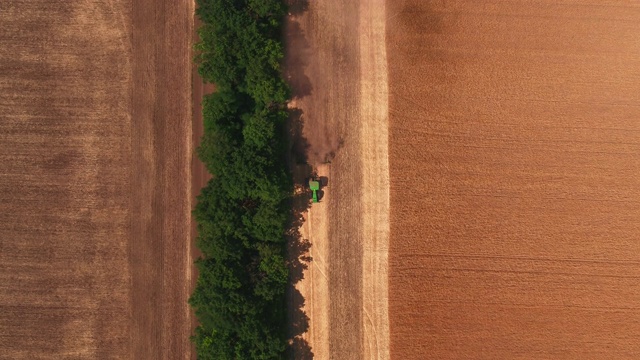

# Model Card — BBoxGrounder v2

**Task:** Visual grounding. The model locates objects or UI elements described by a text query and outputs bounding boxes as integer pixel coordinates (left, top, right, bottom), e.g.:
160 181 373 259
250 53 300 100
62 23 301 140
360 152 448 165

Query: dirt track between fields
190 13 214 360
285 0 390 358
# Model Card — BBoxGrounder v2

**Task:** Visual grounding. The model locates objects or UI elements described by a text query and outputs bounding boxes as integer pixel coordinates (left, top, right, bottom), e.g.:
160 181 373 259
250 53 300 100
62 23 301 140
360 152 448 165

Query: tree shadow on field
283 2 314 358
283 0 312 100
388 1 443 35
285 167 314 360
285 108 314 359
287 0 309 17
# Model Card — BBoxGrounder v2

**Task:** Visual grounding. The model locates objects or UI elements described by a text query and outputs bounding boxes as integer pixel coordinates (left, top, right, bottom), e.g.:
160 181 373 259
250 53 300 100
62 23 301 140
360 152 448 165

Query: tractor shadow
287 0 309 16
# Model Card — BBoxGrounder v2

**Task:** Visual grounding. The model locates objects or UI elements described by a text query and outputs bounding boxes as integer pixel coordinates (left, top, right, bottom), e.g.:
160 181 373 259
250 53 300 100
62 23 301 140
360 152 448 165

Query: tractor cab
308 179 320 203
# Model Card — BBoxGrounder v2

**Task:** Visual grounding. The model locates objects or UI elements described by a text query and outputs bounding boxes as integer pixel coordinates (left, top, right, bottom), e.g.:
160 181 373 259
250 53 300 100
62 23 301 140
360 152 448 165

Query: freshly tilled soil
387 1 640 359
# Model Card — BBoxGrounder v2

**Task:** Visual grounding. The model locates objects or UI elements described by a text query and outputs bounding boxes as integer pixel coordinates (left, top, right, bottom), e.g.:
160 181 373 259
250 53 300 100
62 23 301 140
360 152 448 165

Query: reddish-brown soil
0 1 194 358
387 1 640 359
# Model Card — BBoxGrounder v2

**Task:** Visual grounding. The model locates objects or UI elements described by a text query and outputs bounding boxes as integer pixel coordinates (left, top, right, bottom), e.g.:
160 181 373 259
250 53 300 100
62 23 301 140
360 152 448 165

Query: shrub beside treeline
190 0 292 358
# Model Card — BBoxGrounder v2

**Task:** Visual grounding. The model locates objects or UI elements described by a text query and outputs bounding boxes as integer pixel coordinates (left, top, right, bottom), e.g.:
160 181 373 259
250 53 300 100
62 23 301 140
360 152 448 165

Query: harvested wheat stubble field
285 0 366 354
387 0 640 359
286 0 390 358
0 1 193 359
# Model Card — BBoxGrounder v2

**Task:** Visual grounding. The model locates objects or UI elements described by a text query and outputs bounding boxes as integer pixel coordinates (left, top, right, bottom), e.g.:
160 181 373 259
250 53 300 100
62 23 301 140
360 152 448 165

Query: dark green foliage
194 0 289 105
191 0 291 358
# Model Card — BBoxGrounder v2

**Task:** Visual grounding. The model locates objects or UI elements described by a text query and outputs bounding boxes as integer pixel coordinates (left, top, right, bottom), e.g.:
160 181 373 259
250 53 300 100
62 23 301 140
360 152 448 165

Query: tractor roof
308 180 320 190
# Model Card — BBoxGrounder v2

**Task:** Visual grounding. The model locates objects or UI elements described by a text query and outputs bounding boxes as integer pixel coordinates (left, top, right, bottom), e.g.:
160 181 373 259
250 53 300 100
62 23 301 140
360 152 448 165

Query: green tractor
308 179 320 203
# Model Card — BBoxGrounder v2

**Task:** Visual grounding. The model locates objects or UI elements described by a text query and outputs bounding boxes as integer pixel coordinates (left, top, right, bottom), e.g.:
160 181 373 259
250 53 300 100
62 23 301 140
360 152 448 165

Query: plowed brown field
0 1 193 358
388 1 640 359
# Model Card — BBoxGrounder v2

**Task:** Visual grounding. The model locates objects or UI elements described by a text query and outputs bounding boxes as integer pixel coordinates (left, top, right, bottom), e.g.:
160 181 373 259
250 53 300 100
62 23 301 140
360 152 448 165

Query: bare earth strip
190 12 214 360
129 0 193 358
359 0 391 359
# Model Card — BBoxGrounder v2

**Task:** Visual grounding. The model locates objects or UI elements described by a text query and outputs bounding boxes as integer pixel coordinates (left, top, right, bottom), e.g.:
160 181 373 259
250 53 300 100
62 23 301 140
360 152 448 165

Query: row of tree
190 0 292 358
